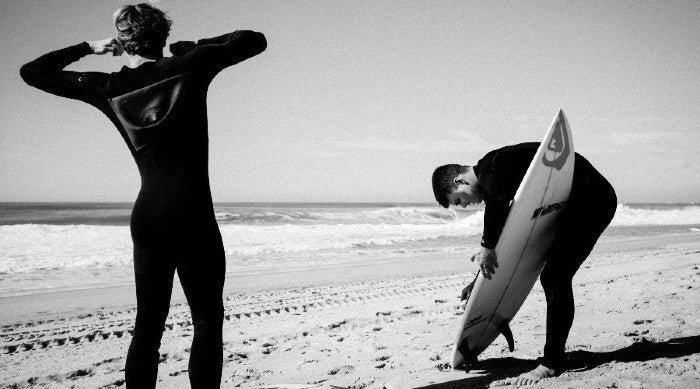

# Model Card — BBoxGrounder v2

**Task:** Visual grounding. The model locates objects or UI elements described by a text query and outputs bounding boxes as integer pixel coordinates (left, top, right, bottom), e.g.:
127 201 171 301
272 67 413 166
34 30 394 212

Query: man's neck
464 166 479 185
126 51 163 68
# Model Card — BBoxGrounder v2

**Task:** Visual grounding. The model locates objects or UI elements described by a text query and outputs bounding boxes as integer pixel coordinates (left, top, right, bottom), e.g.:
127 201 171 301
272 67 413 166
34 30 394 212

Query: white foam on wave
218 211 483 256
213 206 467 224
357 207 464 222
610 204 700 226
0 224 132 274
0 212 484 274
3 204 698 275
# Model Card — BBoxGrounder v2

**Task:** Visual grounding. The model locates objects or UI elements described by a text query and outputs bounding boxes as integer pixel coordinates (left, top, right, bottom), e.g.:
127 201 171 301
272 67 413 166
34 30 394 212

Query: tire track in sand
1 273 467 355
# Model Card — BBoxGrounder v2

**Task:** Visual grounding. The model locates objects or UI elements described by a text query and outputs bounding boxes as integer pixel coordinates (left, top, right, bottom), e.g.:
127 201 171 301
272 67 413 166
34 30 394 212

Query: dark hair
432 164 468 208
114 3 172 56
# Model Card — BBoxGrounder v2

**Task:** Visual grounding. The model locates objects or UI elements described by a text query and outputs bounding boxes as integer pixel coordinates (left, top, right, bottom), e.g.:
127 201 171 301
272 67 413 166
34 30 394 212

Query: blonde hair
113 3 172 56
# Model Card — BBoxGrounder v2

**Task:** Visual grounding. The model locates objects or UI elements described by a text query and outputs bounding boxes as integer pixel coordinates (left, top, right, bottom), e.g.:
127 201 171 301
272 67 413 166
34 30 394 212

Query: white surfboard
451 109 575 369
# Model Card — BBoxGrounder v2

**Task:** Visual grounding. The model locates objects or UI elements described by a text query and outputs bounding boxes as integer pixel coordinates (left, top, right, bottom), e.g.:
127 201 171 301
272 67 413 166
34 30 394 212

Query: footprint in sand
327 320 347 329
66 368 93 379
328 365 354 375
226 352 248 361
4 345 18 353
435 362 451 371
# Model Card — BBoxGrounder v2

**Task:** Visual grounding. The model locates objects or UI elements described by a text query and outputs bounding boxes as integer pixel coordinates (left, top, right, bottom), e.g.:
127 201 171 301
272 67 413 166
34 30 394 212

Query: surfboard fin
499 319 515 352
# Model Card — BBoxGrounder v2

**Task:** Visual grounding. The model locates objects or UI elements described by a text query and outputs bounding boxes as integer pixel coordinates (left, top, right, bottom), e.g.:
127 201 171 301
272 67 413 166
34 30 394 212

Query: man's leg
176 240 226 389
539 231 590 370
515 177 617 385
126 246 176 389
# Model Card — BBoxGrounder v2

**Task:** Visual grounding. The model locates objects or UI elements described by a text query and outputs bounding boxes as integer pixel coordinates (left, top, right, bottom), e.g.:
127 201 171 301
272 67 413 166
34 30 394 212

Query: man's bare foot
510 364 559 386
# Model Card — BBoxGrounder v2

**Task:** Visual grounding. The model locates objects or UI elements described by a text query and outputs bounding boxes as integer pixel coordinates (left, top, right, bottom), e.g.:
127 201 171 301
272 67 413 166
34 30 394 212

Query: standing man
21 3 266 387
432 142 616 385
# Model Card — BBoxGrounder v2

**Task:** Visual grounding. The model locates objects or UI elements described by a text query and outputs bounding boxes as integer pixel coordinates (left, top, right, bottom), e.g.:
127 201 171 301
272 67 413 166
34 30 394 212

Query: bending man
432 142 616 385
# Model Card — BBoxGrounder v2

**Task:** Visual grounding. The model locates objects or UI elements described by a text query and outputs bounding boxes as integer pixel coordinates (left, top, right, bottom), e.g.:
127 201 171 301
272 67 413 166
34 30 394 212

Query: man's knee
130 325 166 353
540 268 574 301
540 266 555 290
191 300 224 327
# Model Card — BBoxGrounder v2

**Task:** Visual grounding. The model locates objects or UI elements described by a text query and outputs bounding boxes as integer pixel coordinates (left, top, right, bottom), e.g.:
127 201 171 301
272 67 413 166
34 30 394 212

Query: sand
1 232 699 388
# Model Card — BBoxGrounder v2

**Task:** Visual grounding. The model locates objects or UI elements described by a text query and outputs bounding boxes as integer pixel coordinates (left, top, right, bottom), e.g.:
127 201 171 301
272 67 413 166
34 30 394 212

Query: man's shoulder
491 142 539 155
480 142 539 166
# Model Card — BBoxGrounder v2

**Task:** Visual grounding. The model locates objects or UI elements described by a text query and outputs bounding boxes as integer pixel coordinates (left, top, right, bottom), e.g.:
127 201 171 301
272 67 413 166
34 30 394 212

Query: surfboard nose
452 338 479 370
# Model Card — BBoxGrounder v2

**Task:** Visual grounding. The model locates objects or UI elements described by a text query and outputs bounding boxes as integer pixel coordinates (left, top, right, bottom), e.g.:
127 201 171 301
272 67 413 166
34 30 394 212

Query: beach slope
1 232 699 388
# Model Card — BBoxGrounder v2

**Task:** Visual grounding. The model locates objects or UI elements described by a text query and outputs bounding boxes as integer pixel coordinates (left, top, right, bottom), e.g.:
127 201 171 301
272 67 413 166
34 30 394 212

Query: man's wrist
480 239 495 250
85 41 96 54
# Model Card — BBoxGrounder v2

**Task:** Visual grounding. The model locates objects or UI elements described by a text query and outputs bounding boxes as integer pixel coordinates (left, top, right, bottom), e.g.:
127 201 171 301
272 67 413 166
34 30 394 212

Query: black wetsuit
21 31 266 388
474 142 617 370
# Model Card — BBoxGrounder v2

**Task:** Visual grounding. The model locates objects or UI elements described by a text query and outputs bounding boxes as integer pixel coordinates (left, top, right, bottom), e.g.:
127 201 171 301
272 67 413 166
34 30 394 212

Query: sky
0 0 698 203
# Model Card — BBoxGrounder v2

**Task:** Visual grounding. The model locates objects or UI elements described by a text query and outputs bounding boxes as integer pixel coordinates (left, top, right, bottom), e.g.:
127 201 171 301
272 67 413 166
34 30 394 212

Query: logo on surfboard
542 112 571 170
531 201 567 220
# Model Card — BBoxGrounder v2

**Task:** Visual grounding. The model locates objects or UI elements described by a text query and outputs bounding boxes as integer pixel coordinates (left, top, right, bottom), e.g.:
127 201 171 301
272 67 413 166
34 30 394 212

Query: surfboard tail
499 319 515 352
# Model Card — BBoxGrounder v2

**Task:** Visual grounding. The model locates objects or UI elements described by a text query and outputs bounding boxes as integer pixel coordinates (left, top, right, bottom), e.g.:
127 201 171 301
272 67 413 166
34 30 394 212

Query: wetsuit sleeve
174 30 267 78
478 152 511 249
19 42 107 104
477 143 539 249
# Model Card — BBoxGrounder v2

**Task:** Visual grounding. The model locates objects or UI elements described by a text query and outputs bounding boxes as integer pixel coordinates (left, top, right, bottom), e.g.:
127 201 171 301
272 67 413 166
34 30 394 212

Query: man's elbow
19 62 44 88
250 31 267 55
19 63 35 85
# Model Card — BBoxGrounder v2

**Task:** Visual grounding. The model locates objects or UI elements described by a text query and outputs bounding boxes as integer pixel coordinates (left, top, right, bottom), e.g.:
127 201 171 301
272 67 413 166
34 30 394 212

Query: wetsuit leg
126 245 176 389
539 171 617 370
176 236 226 389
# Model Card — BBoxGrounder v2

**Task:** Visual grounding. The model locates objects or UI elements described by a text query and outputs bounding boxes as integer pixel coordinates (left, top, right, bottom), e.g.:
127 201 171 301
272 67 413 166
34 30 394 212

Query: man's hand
455 278 477 314
170 41 196 56
88 38 123 56
471 246 498 280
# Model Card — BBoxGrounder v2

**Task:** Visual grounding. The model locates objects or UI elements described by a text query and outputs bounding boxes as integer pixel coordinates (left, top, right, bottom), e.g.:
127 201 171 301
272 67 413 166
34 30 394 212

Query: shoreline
2 231 698 326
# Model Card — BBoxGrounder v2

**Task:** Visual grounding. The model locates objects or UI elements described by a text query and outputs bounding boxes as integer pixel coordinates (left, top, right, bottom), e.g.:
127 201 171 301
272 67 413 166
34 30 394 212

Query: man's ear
453 177 469 186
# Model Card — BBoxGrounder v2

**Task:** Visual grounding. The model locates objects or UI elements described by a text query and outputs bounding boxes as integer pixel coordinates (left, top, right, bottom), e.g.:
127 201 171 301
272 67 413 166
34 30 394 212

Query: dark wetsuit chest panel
474 142 615 249
108 74 185 152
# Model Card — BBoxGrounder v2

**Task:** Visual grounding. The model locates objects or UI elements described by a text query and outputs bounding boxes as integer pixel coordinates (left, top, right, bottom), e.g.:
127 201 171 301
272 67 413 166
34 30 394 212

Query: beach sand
1 232 699 388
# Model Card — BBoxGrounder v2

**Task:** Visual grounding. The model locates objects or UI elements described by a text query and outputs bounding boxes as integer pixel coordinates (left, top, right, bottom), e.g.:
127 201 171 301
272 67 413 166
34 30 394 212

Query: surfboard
450 109 575 369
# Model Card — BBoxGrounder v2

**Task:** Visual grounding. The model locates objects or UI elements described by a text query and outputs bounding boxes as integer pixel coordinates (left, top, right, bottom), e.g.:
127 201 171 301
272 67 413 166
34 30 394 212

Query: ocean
0 202 699 298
